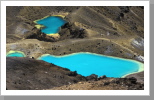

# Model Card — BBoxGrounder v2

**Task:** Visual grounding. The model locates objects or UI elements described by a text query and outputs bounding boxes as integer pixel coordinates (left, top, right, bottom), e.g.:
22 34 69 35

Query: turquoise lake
38 52 143 78
36 16 67 34
6 52 25 57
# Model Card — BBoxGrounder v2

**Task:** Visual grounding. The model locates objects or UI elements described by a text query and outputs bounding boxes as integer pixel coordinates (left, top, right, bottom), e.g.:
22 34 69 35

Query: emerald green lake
38 52 144 78
35 16 67 34
6 52 25 57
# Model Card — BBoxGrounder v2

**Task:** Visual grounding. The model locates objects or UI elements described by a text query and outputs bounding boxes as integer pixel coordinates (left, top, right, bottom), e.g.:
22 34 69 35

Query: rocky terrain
7 57 143 90
6 6 144 90
6 57 86 90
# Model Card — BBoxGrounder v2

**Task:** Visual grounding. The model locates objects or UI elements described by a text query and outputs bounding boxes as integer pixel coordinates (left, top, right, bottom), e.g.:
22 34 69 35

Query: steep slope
6 57 86 90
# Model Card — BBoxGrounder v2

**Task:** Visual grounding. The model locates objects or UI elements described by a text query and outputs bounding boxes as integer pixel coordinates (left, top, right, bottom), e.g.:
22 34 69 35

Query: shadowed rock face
6 57 86 90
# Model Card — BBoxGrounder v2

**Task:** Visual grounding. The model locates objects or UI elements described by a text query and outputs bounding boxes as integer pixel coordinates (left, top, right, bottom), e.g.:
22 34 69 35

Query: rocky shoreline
6 57 143 90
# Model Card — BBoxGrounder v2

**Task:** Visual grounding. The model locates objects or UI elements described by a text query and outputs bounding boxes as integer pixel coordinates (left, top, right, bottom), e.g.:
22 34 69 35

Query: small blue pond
6 52 25 57
36 16 67 34
38 52 143 78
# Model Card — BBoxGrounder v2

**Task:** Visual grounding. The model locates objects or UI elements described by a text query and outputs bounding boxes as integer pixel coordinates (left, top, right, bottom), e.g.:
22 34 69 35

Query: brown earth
51 78 144 90
6 6 144 90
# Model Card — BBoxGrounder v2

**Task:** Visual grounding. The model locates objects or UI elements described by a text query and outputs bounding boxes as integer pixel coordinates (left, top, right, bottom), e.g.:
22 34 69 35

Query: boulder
67 71 78 76
98 75 107 79
86 74 98 81
128 77 137 84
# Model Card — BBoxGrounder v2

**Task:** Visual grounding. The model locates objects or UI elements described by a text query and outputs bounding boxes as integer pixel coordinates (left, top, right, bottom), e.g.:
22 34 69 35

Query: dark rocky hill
6 57 143 90
6 57 86 90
